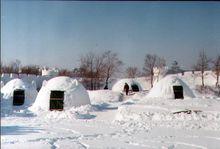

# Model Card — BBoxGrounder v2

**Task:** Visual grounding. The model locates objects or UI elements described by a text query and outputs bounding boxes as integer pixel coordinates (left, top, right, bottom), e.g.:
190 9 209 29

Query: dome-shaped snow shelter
147 75 195 99
112 79 143 92
1 78 38 110
31 76 90 111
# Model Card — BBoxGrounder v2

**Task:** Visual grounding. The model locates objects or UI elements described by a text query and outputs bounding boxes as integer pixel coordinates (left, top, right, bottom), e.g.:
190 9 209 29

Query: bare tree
102 51 123 89
126 66 141 78
79 52 107 90
79 51 122 90
1 60 21 74
158 57 166 68
79 52 96 90
143 54 166 88
73 67 87 78
194 50 210 88
1 65 13 74
1 61 7 74
93 54 106 89
21 65 40 75
213 55 220 87
58 69 72 77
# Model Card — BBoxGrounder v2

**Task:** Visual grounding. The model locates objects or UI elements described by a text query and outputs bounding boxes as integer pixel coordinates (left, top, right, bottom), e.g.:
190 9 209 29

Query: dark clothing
124 83 129 95
104 85 108 90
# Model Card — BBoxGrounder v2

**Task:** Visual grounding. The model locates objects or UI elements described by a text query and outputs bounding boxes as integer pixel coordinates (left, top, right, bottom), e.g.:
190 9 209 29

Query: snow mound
147 75 195 99
30 76 90 112
115 106 142 122
112 78 143 92
88 90 123 103
115 104 220 129
1 78 38 115
38 105 95 120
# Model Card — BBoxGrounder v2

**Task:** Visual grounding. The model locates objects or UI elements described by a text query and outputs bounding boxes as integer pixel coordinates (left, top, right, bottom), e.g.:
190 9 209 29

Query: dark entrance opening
131 84 139 92
13 89 25 106
173 86 184 99
182 71 184 76
50 90 64 111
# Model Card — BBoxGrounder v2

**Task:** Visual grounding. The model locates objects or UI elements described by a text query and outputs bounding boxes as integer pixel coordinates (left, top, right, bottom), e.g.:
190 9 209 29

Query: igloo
147 75 195 99
30 76 90 111
112 78 143 92
1 78 38 112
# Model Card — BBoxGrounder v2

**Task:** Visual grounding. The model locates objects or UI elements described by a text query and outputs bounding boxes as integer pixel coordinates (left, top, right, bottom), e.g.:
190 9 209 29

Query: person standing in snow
124 83 129 95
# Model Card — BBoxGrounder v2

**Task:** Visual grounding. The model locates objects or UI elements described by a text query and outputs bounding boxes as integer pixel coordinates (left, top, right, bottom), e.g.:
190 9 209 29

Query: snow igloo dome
147 75 195 99
112 78 142 92
1 78 38 113
30 76 91 111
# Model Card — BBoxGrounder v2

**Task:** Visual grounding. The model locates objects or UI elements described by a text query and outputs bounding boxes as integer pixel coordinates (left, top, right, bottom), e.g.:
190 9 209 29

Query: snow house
147 75 195 99
112 78 142 92
1 78 38 109
30 76 91 112
49 90 64 111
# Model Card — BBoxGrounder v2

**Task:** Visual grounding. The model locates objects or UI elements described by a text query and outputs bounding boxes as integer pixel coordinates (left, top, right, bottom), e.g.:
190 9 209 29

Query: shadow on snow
92 102 118 112
1 126 43 135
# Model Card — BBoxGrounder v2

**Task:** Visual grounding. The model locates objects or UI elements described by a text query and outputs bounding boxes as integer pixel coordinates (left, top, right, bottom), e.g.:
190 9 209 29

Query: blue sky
1 1 220 70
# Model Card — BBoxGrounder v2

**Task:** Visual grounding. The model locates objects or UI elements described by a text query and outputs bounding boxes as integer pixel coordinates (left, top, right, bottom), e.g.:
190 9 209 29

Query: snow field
1 71 220 148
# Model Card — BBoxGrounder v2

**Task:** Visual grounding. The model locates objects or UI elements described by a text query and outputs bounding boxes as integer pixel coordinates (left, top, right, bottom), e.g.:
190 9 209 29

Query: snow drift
88 90 123 103
112 78 143 92
30 76 91 112
147 75 195 99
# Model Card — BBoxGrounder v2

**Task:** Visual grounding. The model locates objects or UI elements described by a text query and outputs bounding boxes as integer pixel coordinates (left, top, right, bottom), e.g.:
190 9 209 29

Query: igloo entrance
50 90 64 111
173 86 184 99
13 89 25 106
131 84 139 92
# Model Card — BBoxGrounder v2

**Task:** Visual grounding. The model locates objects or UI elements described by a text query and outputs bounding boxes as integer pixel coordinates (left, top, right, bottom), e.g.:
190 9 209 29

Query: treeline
1 60 41 75
1 50 220 89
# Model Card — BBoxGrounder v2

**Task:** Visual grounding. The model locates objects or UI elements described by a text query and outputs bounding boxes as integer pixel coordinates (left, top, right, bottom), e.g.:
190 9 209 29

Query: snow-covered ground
1 72 220 149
